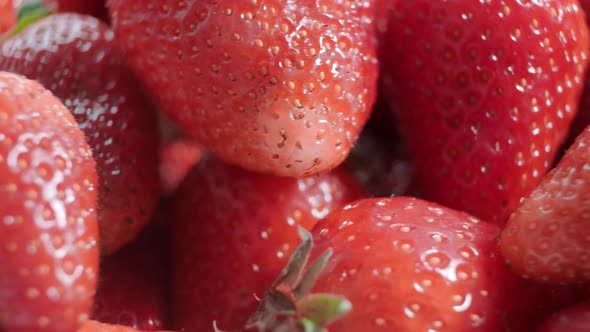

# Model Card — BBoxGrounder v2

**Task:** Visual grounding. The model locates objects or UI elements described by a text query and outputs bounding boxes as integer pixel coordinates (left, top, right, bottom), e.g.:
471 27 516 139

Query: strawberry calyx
215 227 351 332
10 1 52 36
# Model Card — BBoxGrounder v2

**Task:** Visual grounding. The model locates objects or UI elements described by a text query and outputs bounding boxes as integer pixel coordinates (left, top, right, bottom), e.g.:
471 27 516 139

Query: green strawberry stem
11 1 52 36
245 227 351 332
213 227 351 332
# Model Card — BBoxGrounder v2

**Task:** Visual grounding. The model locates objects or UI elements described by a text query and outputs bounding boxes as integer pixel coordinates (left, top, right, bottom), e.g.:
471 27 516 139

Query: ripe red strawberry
159 139 202 196
0 0 16 35
561 0 590 151
0 72 99 331
92 225 170 330
79 320 172 332
266 197 573 331
500 125 590 283
380 0 589 224
537 301 590 332
0 13 160 254
108 0 381 177
168 157 365 331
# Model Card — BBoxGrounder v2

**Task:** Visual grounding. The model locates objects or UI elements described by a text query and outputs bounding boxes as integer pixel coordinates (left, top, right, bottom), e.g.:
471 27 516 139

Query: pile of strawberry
3 0 590 331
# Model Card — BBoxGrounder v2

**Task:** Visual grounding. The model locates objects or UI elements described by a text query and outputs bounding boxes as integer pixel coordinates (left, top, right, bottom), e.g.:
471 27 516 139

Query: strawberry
500 125 590 283
92 225 170 330
167 156 365 331
0 13 160 254
380 0 590 224
0 72 99 331
108 0 381 177
159 139 202 196
0 0 16 35
79 320 172 332
247 197 576 331
537 301 590 332
561 0 590 151
252 197 576 331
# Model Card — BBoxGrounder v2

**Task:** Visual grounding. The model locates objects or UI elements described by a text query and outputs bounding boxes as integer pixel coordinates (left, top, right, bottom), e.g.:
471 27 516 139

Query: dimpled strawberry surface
1 1 590 332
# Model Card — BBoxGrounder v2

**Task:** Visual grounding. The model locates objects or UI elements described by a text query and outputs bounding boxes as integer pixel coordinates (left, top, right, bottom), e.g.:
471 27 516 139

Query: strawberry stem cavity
11 1 51 36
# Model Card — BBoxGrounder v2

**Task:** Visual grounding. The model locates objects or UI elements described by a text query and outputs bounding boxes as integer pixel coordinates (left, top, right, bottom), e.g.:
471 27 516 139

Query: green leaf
243 227 350 332
294 248 333 300
298 294 352 325
300 318 326 332
245 289 296 330
272 226 313 288
11 1 52 36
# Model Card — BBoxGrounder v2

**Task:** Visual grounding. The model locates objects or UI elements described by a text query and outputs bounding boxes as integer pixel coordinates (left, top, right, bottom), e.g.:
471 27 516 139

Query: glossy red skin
308 197 577 332
0 72 99 331
168 157 365 331
108 0 380 177
380 0 589 224
0 14 160 254
562 0 590 152
79 320 172 332
159 139 202 196
0 0 16 35
537 301 590 332
501 125 590 283
92 225 170 330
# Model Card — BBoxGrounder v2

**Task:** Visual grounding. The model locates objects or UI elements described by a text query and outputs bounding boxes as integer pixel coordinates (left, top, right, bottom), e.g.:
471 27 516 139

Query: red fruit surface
537 301 590 332
92 226 170 330
563 0 590 150
0 0 16 35
308 197 575 331
581 1 590 21
168 157 365 331
501 125 590 283
108 0 380 177
78 320 171 332
159 139 202 196
0 72 99 331
380 0 589 224
0 14 160 254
